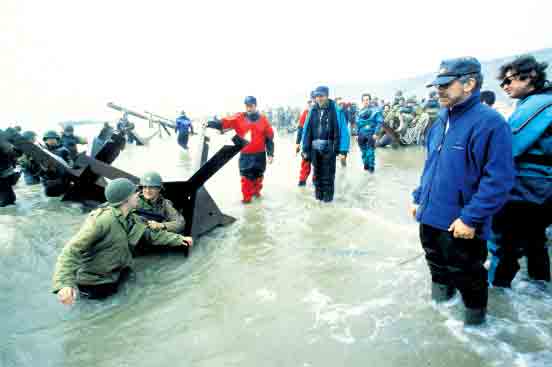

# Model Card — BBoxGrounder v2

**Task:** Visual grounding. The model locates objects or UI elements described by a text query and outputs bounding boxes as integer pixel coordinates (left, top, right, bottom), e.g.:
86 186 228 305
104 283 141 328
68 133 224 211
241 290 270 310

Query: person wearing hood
301 86 350 202
175 111 194 150
412 57 514 325
207 96 275 203
487 55 552 289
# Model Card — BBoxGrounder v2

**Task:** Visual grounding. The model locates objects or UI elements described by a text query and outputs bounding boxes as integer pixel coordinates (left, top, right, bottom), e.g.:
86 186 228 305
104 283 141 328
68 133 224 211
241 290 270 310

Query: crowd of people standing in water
1 54 550 328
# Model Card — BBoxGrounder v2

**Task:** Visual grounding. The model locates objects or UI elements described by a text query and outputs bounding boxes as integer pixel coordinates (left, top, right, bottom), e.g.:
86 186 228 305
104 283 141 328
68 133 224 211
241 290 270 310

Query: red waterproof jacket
221 113 274 155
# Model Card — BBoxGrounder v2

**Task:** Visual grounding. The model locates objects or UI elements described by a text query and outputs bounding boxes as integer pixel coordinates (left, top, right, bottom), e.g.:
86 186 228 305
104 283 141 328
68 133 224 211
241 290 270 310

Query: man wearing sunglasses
411 57 514 325
487 55 552 289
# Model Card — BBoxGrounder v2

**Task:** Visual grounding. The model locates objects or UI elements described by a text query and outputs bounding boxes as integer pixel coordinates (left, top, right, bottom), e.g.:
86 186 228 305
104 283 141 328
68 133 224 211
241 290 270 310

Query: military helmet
22 131 37 142
140 171 163 188
424 99 440 110
43 130 60 141
64 124 74 133
105 178 137 206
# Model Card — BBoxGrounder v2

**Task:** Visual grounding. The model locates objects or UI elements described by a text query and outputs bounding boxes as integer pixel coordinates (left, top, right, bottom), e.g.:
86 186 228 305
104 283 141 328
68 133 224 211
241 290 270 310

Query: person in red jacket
296 94 314 186
207 96 275 203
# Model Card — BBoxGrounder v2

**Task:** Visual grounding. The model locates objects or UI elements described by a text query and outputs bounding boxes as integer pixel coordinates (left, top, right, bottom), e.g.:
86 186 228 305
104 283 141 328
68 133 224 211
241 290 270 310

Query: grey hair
459 72 483 90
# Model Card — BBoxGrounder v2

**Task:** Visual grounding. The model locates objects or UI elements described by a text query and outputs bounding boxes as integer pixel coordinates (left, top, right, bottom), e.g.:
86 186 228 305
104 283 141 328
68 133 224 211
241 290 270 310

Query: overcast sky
2 0 552 128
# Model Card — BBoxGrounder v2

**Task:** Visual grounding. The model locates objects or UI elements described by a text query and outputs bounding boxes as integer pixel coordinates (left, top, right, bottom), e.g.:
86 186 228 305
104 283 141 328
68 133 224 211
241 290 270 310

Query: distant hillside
300 48 552 105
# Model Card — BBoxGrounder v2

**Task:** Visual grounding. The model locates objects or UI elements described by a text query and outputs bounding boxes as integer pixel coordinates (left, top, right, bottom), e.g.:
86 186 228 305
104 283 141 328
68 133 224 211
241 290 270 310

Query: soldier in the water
0 129 21 206
52 178 193 304
397 96 421 145
40 130 73 196
412 99 441 145
301 86 350 202
18 131 41 185
376 93 405 148
117 113 136 144
207 96 275 204
60 124 87 160
135 171 185 234
487 55 552 289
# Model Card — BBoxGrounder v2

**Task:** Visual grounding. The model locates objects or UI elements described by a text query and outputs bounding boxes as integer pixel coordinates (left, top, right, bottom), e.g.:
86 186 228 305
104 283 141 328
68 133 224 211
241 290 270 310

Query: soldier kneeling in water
52 178 193 305
135 171 185 234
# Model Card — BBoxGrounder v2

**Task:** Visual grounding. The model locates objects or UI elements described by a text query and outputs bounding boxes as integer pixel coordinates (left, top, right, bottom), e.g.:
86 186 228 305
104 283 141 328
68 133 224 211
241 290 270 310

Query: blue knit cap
313 86 329 97
244 96 257 105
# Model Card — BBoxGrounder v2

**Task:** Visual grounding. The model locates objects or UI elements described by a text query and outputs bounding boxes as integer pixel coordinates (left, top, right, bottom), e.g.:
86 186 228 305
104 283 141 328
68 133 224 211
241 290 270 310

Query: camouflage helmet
140 171 163 188
105 178 137 206
64 124 74 133
22 131 37 142
43 130 60 141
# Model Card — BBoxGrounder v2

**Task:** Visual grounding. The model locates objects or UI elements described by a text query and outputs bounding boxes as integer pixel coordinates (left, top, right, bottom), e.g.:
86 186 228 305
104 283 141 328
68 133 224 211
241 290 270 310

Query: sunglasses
437 79 457 90
500 72 520 88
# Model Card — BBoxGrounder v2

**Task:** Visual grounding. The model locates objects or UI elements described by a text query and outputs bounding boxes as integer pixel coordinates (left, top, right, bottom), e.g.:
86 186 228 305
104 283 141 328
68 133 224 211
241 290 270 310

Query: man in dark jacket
412 57 515 325
487 55 552 288
301 86 350 202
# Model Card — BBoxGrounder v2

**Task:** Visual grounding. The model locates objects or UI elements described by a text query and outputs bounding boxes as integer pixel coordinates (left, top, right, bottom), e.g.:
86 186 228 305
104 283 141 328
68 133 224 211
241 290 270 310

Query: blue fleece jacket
176 115 192 133
507 91 552 203
412 92 515 239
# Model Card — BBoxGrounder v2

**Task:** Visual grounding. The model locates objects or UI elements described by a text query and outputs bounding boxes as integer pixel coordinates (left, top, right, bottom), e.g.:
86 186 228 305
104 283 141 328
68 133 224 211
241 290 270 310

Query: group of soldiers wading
0 125 87 202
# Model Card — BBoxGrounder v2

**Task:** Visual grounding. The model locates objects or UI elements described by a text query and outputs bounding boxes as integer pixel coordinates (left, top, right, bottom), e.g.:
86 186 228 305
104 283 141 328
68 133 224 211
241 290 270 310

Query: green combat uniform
52 206 185 294
52 178 187 299
136 194 185 234
61 126 87 160
135 171 185 234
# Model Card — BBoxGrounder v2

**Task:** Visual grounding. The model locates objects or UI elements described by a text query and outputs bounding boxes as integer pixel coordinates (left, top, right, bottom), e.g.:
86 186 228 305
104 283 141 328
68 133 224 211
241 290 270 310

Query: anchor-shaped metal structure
13 127 247 244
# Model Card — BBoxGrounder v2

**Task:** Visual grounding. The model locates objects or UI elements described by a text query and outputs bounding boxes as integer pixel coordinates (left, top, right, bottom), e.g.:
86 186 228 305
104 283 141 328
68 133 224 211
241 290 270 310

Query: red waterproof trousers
241 176 264 202
299 159 312 183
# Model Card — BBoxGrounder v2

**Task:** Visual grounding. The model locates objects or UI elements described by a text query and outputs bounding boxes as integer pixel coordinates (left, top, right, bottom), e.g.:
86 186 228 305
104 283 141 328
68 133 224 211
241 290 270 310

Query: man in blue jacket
302 86 350 202
175 111 194 150
356 93 383 172
412 57 514 325
488 55 552 288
